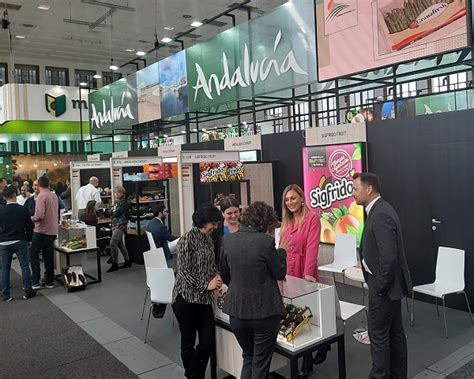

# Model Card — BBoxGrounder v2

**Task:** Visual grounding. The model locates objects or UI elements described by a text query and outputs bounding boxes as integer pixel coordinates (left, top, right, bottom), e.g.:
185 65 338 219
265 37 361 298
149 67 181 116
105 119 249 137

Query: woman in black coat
220 201 287 379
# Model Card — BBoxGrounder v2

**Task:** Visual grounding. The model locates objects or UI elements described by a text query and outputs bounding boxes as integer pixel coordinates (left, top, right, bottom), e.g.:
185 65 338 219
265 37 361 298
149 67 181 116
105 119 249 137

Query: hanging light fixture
109 57 118 71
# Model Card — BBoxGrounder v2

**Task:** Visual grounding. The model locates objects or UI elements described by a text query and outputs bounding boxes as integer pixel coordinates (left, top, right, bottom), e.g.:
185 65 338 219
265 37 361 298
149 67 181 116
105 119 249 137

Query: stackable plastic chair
144 267 175 343
319 234 357 298
146 231 157 250
411 246 473 338
140 248 167 320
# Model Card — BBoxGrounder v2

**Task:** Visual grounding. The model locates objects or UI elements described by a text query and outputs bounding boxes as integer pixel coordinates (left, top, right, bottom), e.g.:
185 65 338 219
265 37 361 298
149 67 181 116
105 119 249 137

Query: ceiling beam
81 0 135 12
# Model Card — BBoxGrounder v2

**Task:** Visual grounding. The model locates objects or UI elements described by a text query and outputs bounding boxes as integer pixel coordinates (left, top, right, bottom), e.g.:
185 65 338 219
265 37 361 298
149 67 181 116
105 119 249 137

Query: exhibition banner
159 50 189 118
316 0 468 81
0 84 89 124
186 0 316 111
89 77 138 134
303 144 364 245
199 161 245 183
136 62 161 124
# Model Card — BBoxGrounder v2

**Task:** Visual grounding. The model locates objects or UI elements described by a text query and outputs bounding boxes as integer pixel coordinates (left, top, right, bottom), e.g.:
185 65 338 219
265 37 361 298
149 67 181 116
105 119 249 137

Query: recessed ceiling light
191 21 203 27
192 128 197 132
93 74 102 79
202 128 207 132
163 134 168 138
161 37 172 43
37 5 51 11
125 48 135 52
227 124 232 127
164 26 175 31
15 35 26 39
181 130 186 134
136 51 146 56
182 14 192 19
79 82 88 86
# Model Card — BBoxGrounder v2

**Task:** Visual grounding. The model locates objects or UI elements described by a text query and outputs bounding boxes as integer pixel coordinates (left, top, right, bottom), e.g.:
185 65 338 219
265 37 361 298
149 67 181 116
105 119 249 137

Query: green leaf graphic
352 148 361 160
346 225 358 235
332 208 343 219
340 204 349 215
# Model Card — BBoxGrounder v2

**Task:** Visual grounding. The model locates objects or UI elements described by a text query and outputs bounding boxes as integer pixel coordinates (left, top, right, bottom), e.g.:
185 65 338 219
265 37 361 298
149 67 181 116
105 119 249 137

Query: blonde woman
280 184 320 282
107 186 131 272
281 184 324 375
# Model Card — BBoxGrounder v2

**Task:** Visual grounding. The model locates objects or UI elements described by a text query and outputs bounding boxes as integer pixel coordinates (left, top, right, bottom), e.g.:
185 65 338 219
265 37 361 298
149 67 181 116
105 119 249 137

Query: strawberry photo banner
303 143 364 245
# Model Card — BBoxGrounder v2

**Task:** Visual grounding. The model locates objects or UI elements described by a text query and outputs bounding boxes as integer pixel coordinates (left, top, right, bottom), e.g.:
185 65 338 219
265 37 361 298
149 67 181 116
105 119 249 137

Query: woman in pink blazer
281 184 324 377
281 184 320 282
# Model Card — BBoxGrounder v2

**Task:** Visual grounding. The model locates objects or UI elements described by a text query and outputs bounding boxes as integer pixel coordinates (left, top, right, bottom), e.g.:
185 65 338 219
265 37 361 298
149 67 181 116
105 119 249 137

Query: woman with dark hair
172 203 223 379
220 198 240 235
79 200 98 227
220 201 287 379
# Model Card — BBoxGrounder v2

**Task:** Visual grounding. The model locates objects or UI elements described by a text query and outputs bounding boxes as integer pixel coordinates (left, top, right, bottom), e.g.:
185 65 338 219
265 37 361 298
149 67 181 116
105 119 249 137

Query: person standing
76 176 101 218
280 184 323 375
146 203 177 260
0 177 7 205
352 172 412 379
60 178 72 210
24 180 39 216
0 186 36 301
220 201 287 379
17 185 31 206
107 186 131 272
30 176 59 290
172 203 223 379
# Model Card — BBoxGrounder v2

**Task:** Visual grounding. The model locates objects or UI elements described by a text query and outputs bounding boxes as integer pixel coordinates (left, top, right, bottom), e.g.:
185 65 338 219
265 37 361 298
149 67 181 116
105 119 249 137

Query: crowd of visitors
0 171 410 379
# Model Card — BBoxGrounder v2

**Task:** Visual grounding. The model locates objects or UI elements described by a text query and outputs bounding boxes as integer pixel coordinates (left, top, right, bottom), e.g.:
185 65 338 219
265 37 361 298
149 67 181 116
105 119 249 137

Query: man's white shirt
76 183 102 209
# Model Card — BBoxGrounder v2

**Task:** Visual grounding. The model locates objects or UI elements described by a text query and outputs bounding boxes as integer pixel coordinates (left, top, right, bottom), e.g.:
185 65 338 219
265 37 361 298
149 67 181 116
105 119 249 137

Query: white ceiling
0 0 287 68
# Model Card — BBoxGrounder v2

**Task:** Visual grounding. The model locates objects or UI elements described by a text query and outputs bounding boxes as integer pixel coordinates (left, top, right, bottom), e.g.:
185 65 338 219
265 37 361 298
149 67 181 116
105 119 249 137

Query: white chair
319 234 357 298
144 267 175 343
146 231 157 250
411 246 473 338
140 248 168 320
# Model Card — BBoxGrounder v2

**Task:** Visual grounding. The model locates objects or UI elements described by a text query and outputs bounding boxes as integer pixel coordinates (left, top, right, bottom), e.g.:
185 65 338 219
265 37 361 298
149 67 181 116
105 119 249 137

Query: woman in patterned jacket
172 203 222 379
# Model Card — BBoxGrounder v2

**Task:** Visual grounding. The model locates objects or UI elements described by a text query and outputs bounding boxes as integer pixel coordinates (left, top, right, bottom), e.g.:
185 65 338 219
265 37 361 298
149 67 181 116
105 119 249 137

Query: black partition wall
367 109 474 310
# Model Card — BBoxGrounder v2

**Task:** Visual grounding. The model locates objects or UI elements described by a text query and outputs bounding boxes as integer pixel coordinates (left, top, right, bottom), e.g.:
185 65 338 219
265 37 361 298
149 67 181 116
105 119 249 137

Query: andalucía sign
89 77 138 134
186 0 316 111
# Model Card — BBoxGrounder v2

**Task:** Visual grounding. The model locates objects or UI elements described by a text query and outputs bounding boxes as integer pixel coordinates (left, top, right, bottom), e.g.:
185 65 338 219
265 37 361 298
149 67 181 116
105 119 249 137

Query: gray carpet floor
0 271 138 379
446 360 474 379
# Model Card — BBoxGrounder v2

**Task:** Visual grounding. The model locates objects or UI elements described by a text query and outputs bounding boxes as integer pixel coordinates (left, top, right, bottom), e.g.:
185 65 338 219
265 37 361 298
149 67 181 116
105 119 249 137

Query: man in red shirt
30 176 59 289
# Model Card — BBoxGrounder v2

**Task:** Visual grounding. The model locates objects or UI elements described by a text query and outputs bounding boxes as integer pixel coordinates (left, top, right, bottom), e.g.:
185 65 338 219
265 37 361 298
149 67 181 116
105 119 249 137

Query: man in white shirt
16 185 31 206
76 176 102 217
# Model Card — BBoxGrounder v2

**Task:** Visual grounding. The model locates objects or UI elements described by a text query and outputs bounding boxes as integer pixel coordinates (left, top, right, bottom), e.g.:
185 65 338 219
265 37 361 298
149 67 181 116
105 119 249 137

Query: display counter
212 276 343 378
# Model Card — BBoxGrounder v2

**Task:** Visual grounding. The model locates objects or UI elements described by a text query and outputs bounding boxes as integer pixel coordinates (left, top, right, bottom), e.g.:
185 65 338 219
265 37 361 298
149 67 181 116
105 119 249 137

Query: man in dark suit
352 172 412 379
146 204 177 260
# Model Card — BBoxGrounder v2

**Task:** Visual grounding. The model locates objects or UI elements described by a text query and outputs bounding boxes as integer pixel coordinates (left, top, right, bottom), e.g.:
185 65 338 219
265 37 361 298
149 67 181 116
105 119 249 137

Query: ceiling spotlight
227 124 232 127
15 35 26 39
181 131 186 134
161 37 172 43
191 21 203 27
163 134 168 138
136 50 146 56
79 82 87 86
202 128 207 132
192 128 197 132
93 74 102 79
109 57 118 71
37 5 51 10
125 48 135 52
164 26 175 31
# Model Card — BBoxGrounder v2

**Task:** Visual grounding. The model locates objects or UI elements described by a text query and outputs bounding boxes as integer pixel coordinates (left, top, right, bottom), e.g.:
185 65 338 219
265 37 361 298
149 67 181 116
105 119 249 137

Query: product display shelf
124 179 170 264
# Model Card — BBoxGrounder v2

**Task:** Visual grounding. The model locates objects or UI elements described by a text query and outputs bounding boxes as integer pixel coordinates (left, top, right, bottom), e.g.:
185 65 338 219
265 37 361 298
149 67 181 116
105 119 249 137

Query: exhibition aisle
0 272 137 378
6 256 474 378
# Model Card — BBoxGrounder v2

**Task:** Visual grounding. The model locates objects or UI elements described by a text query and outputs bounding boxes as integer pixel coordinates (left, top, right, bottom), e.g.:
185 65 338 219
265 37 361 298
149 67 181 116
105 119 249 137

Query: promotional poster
316 0 468 80
303 144 364 245
199 162 245 183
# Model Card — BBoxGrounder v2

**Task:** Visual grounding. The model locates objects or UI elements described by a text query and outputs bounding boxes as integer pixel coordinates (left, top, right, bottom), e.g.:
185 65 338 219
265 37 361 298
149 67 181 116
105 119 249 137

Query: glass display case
58 223 97 252
277 276 337 352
